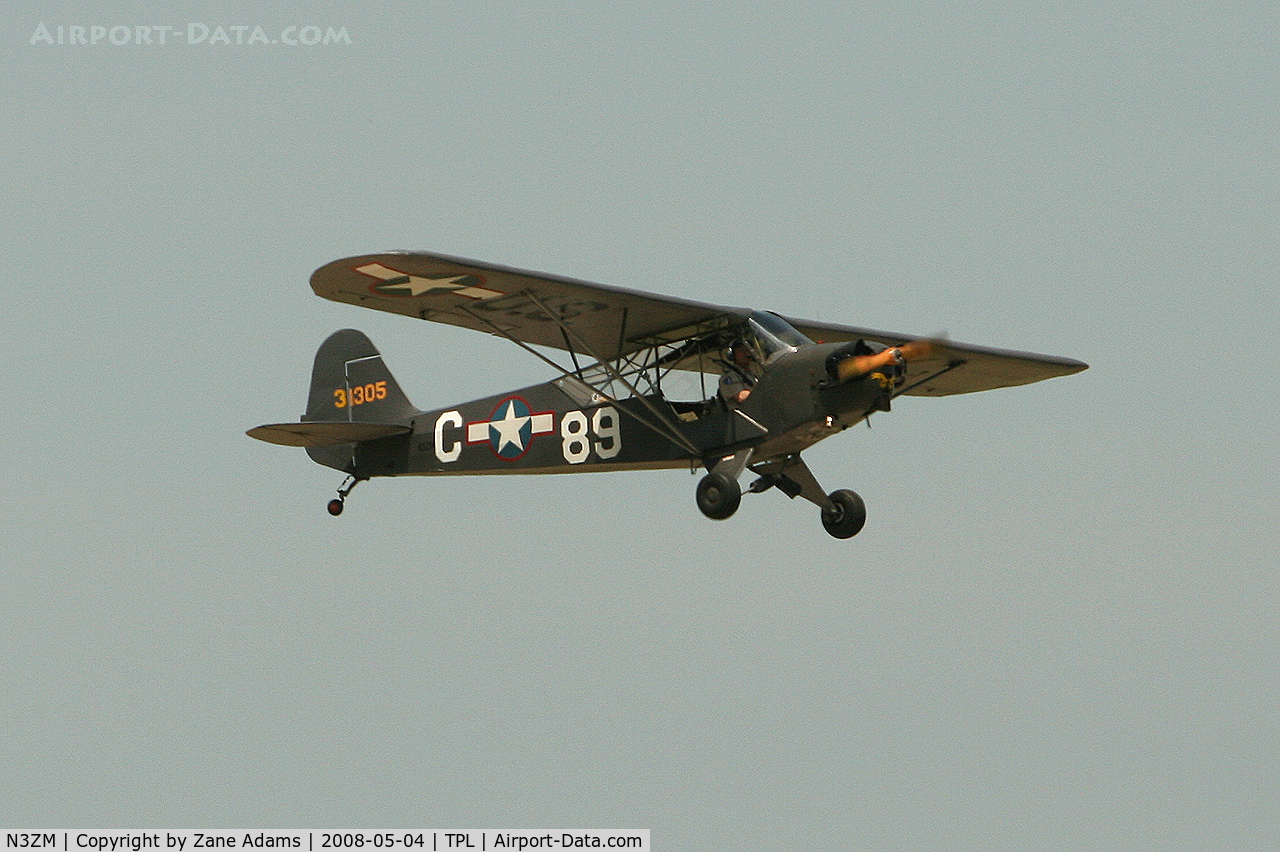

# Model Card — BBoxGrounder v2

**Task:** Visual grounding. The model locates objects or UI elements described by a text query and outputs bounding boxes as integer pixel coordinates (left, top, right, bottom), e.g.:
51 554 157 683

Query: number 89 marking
561 406 621 463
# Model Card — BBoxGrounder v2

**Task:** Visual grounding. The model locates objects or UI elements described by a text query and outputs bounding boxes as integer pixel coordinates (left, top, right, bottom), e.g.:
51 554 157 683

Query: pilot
719 340 759 406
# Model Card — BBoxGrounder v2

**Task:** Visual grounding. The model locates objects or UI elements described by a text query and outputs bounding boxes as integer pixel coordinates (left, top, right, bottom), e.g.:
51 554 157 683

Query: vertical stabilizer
304 329 417 423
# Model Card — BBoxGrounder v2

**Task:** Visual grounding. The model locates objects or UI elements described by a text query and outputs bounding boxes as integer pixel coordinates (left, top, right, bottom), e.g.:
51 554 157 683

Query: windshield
746 311 813 363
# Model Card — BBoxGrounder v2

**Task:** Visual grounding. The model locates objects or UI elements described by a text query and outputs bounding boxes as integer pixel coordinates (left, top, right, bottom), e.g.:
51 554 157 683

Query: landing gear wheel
821 489 866 539
696 472 742 520
327 474 364 517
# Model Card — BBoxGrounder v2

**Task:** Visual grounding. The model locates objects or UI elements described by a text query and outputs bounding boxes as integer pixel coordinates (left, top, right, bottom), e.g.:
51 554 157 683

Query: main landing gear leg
327 475 365 517
748 454 867 539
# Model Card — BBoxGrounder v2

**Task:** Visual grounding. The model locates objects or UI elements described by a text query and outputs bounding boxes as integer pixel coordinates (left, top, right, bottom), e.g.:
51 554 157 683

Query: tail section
247 329 417 453
304 328 416 424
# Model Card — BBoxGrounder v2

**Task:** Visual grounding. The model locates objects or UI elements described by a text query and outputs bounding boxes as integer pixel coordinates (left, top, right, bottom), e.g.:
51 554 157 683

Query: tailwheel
326 474 364 517
696 472 742 520
820 489 866 539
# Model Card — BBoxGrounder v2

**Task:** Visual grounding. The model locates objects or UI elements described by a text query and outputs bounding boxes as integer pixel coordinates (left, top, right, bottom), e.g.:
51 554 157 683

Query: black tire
696 472 742 520
821 489 866 539
327 498 345 516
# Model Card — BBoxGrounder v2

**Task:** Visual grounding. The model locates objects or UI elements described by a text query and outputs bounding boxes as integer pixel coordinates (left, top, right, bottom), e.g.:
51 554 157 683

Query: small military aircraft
249 251 1086 538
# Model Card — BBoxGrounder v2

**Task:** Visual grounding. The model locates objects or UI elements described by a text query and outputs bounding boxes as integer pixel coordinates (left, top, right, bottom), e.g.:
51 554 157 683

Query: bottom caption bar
1 832 650 852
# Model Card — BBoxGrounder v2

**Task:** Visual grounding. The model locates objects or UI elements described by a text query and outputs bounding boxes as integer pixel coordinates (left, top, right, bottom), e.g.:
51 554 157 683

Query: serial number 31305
333 380 387 408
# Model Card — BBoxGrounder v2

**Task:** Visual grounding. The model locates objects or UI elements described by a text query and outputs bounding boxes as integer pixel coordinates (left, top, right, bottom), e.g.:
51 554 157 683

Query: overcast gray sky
4 2 1276 848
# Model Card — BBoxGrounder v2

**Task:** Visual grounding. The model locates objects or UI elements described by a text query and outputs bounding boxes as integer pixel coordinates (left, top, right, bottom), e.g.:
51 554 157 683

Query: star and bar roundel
466 397 556 460
354 261 504 300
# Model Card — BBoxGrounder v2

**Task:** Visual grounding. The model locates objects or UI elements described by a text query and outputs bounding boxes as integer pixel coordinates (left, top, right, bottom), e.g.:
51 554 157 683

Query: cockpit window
746 311 813 363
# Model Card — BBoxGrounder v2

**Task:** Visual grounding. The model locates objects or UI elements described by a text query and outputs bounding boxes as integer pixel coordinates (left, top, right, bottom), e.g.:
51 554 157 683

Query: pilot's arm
719 369 752 405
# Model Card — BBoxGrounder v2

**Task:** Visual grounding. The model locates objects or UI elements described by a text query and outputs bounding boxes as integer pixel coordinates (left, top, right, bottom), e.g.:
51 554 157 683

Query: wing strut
519 290 703 456
615 306 630 382
559 326 584 378
454 302 584 382
459 297 703 457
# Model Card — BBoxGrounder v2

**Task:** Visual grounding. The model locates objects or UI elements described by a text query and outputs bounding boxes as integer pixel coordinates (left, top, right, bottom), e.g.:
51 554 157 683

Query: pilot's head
728 339 754 366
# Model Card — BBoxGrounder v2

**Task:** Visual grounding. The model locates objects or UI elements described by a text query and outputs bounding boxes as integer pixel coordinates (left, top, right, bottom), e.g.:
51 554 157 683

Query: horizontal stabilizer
247 421 410 448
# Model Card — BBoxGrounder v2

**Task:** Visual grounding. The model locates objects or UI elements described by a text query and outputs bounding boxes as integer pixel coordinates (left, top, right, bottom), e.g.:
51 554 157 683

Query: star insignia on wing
354 262 503 299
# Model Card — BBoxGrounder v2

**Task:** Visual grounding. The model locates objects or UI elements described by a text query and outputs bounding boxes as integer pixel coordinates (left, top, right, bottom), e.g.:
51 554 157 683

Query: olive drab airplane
248 251 1087 538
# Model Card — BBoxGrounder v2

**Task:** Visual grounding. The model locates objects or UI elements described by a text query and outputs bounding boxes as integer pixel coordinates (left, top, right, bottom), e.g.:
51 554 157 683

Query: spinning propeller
832 338 938 383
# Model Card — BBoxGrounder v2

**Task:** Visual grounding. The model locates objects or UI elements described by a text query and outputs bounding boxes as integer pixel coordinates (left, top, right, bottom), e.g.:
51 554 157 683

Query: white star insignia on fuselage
465 398 556 460
489 399 531 455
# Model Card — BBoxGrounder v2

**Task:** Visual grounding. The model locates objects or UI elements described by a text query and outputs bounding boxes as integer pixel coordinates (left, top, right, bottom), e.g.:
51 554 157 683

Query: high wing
311 251 748 364
311 250 1085 396
784 317 1088 396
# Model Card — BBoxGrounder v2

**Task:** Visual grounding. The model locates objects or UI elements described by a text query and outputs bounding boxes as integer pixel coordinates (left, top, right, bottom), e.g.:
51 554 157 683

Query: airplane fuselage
310 342 895 481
